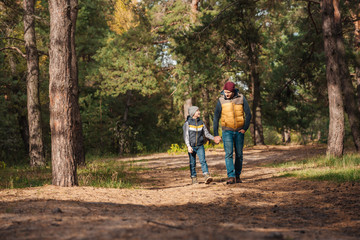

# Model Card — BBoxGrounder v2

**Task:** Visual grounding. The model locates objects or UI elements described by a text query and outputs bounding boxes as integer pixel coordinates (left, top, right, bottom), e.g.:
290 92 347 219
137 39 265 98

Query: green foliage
263 126 282 145
167 143 187 154
92 13 160 97
1 0 359 165
0 161 6 169
260 1 328 137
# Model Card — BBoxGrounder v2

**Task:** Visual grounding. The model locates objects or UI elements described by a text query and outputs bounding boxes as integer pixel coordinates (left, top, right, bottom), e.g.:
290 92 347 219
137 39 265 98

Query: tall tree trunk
334 4 360 152
282 127 291 144
190 0 199 23
23 0 45 167
70 0 85 165
6 29 30 153
202 88 211 143
7 46 30 153
183 0 199 119
183 94 192 120
321 0 345 157
119 90 132 155
18 106 30 153
249 42 265 145
49 0 78 186
348 3 360 113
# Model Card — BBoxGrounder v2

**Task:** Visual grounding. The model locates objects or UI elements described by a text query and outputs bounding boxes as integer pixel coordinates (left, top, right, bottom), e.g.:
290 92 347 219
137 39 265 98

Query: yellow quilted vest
220 94 245 130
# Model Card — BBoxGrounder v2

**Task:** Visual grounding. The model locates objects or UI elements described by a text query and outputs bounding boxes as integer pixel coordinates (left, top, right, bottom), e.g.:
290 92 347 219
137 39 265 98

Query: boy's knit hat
188 106 199 117
223 81 235 92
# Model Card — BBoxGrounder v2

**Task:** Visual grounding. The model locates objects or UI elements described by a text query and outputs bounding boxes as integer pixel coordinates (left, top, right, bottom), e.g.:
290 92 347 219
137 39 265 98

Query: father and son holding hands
183 81 252 185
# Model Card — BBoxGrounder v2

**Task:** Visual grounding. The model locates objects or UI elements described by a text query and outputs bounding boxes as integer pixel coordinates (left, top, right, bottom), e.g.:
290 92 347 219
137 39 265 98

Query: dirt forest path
1 145 359 240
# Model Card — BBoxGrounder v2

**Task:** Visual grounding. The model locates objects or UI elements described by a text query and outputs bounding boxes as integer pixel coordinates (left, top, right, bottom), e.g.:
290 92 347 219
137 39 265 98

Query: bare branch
307 1 320 35
0 47 26 58
0 37 25 42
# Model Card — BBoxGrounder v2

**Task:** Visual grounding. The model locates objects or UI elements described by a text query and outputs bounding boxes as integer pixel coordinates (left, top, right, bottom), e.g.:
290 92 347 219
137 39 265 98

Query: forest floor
0 145 360 240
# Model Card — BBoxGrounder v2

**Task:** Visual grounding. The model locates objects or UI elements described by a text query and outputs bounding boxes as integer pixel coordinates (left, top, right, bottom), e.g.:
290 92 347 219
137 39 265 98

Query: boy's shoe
204 174 213 184
191 177 198 184
235 176 242 183
226 177 235 184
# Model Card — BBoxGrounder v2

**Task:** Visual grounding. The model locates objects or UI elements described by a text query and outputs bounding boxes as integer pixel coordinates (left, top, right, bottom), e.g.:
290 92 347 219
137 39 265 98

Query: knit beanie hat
188 106 199 117
223 82 235 92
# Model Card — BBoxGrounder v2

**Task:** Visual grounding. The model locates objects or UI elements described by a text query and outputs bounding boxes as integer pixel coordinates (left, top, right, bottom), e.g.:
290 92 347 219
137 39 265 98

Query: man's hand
239 129 246 134
188 146 193 153
214 136 222 144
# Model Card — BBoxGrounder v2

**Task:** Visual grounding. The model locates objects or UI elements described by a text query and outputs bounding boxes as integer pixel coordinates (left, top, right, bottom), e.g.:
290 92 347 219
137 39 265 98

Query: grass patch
174 166 190 171
0 166 52 189
78 158 147 188
273 154 360 182
0 156 148 189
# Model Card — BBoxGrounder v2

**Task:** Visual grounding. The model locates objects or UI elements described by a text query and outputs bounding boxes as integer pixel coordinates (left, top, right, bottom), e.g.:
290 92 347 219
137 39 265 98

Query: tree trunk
70 0 85 165
321 0 345 157
349 3 360 113
49 0 78 186
334 4 360 152
249 43 265 145
184 0 199 119
190 0 199 23
7 43 30 153
282 127 291 144
119 90 132 155
23 0 45 167
18 113 30 153
202 88 211 143
183 97 192 120
202 88 211 130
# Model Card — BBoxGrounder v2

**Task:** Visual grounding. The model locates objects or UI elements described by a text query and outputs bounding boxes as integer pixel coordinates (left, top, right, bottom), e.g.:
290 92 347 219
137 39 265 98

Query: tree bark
49 0 78 186
334 4 360 152
249 42 265 145
183 96 192 120
282 127 291 144
23 0 45 167
190 0 200 24
348 3 360 113
119 90 132 155
183 0 199 119
321 0 345 157
7 40 30 153
70 0 85 165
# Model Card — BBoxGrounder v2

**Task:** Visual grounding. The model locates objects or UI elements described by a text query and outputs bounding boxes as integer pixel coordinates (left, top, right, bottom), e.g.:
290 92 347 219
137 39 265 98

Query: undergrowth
273 154 360 182
0 157 149 189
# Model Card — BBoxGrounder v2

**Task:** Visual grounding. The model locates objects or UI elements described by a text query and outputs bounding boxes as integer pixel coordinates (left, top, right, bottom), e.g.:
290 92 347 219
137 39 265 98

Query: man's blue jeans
188 145 209 177
222 130 245 178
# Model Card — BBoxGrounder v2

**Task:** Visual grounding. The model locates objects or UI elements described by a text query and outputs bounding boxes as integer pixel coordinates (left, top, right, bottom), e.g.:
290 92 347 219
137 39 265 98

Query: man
213 81 252 184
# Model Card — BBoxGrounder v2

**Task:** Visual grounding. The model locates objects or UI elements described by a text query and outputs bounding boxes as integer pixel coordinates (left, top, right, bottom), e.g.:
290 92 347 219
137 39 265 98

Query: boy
183 106 221 184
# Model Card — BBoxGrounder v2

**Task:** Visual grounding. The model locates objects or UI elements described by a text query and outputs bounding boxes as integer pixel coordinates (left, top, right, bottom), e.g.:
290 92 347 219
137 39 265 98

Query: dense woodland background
1 0 359 172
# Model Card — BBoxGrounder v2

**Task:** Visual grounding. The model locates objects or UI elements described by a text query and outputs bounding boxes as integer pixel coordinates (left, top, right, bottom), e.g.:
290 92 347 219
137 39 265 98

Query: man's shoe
204 174 213 184
235 176 242 183
226 177 235 184
191 177 198 184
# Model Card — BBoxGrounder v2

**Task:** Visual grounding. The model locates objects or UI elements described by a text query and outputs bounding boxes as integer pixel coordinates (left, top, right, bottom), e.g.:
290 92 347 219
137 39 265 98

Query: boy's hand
214 136 221 144
188 146 193 153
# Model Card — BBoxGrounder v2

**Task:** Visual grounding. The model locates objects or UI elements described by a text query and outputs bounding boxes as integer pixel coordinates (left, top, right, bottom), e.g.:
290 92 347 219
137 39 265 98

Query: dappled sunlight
1 145 359 239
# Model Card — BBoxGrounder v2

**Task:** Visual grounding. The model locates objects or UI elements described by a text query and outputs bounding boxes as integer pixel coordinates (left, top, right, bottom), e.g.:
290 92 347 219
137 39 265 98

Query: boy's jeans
222 130 245 178
188 145 209 177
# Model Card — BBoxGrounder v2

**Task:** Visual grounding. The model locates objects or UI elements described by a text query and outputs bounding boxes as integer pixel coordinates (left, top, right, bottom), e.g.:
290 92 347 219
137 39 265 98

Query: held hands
239 129 246 134
214 136 222 144
188 146 193 153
